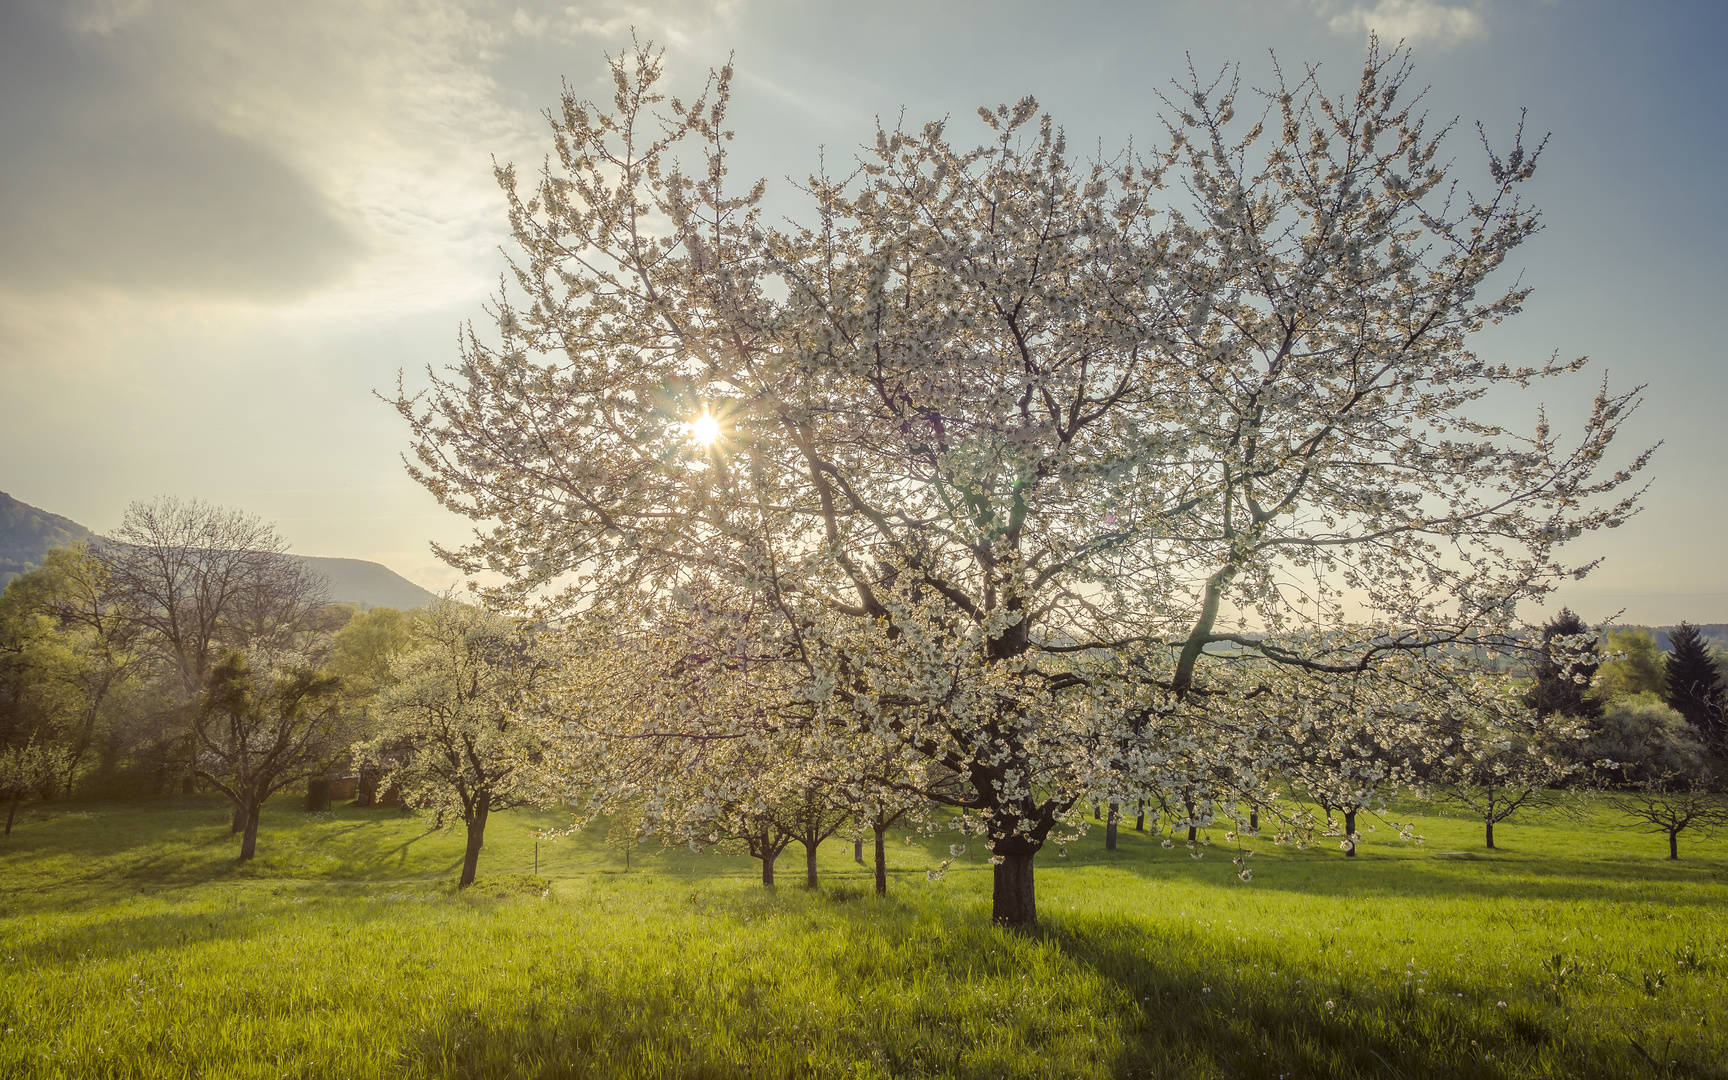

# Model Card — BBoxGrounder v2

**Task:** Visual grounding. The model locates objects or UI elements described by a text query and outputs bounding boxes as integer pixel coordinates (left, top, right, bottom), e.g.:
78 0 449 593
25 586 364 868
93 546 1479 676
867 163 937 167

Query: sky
1 0 1723 624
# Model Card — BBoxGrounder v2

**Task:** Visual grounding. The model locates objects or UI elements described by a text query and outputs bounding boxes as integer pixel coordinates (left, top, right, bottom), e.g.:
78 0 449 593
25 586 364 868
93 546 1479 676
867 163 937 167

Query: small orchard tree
363 597 553 888
402 42 1645 926
1609 772 1728 860
0 738 70 835
1432 682 1583 849
1280 684 1420 858
194 652 346 859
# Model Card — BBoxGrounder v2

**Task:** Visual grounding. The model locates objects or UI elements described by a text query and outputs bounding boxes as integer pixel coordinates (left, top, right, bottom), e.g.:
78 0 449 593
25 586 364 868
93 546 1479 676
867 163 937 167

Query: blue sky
1 0 1722 623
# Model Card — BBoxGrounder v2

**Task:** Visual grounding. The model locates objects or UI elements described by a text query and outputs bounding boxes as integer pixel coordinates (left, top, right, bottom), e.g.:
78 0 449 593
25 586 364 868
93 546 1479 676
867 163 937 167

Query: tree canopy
399 41 1645 924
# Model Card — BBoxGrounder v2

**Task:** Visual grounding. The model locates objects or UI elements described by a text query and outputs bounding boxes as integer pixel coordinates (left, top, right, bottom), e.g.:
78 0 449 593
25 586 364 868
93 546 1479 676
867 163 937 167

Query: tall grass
1 797 1723 1078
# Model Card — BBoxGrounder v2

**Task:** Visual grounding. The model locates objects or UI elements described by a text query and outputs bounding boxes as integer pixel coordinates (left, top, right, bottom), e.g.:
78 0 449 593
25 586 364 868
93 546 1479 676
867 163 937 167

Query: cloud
1313 0 1488 48
0 2 362 299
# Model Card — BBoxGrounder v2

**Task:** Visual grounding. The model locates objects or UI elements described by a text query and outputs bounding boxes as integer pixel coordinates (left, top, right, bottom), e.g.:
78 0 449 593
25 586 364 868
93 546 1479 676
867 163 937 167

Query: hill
0 490 93 580
297 555 438 610
0 490 437 609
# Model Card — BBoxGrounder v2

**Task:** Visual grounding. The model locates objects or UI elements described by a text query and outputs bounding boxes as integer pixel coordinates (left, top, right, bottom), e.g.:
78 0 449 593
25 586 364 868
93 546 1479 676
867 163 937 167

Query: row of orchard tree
2 496 1722 902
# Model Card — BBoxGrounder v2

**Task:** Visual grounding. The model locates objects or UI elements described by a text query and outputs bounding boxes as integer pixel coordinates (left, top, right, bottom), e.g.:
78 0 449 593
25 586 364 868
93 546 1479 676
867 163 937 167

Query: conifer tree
1665 623 1726 750
1522 608 1602 720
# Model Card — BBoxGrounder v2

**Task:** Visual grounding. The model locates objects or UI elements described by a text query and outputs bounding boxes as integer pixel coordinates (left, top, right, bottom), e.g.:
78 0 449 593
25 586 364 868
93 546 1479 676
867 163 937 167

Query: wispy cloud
1311 0 1489 48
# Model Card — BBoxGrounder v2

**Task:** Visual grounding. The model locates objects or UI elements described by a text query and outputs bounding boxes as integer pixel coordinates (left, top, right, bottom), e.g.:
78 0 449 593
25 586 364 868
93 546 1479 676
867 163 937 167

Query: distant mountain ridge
1608 624 1728 653
0 490 437 610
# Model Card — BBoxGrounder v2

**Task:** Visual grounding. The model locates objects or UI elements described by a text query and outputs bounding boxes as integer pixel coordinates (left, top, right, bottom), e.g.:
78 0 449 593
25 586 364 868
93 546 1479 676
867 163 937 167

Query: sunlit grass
1 797 1723 1078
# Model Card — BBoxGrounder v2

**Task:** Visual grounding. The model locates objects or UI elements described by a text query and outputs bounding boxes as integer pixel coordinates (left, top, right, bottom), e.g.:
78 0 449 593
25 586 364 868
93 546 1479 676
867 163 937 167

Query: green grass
1 797 1724 1079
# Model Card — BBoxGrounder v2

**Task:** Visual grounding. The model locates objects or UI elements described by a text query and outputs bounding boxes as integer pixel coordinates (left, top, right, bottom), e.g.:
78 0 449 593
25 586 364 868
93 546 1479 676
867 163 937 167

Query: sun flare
690 412 721 446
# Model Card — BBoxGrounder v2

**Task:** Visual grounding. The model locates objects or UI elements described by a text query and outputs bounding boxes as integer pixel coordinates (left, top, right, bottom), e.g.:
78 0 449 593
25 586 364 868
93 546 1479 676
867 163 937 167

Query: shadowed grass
0 797 1723 1078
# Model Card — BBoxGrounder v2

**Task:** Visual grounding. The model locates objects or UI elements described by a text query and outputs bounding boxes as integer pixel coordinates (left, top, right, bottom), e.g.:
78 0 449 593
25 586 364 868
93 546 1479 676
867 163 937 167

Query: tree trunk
1093 801 1100 821
1669 828 1679 860
231 800 247 833
1135 802 1145 832
804 840 819 888
992 849 1037 927
1188 824 1198 843
458 803 489 887
1344 810 1357 858
238 801 262 861
1249 810 1258 833
1485 819 1495 850
854 837 864 864
761 849 776 888
873 822 887 897
5 791 20 836
1105 802 1118 851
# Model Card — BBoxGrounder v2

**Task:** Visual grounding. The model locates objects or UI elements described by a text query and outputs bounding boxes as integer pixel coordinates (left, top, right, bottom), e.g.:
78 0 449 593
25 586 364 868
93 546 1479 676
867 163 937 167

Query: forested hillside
0 492 92 582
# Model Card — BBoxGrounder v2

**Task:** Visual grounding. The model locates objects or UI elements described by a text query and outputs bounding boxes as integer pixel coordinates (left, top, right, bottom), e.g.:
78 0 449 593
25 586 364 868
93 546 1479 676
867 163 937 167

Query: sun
689 412 721 447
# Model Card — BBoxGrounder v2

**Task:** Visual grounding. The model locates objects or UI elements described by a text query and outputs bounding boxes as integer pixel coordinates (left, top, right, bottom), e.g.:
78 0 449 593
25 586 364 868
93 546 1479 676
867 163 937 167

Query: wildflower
1325 1000 1335 1010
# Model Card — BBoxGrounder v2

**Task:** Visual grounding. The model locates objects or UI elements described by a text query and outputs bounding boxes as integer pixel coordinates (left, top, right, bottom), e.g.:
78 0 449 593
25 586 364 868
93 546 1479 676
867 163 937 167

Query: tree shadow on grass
1075 846 1727 908
1033 912 1715 1080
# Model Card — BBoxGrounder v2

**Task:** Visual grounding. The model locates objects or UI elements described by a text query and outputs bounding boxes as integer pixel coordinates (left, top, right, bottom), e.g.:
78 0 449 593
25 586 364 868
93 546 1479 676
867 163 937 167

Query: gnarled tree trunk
1105 802 1119 851
459 802 489 887
237 801 262 860
873 821 887 897
1344 810 1357 858
992 846 1037 927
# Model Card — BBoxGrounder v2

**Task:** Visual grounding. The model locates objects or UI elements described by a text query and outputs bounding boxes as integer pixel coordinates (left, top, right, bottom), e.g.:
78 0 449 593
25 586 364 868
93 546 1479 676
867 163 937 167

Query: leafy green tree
1579 696 1707 784
1523 608 1602 720
194 652 347 860
1664 623 1726 749
1594 628 1666 703
0 562 92 799
328 606 413 702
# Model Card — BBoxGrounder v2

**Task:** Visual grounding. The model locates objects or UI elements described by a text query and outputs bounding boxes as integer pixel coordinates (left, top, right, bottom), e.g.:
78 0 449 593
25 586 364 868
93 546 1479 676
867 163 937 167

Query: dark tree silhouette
1665 623 1726 750
1522 608 1602 720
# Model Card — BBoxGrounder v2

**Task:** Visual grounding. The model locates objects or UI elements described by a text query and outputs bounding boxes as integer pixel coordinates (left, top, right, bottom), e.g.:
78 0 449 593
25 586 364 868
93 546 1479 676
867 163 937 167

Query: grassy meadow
0 796 1724 1079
